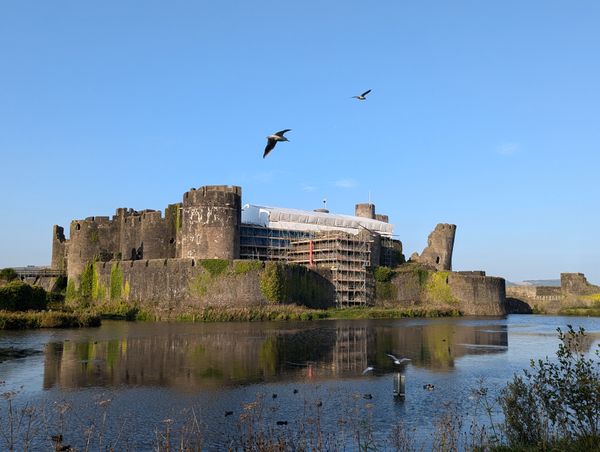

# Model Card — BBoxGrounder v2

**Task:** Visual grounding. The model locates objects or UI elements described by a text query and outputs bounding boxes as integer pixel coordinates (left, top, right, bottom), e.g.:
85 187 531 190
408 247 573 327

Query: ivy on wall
425 271 458 303
233 260 263 275
259 262 284 303
200 259 229 276
110 263 123 300
258 263 332 306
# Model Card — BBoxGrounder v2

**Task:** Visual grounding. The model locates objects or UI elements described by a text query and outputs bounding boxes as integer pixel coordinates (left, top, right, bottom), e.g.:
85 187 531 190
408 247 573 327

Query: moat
1 315 599 449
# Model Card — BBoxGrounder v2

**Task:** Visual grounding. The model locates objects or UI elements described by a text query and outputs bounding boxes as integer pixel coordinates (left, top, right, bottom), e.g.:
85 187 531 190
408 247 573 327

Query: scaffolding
287 231 374 307
240 225 311 261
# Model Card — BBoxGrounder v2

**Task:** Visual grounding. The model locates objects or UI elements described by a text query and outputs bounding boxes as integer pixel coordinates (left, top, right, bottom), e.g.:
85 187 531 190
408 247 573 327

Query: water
1 315 599 449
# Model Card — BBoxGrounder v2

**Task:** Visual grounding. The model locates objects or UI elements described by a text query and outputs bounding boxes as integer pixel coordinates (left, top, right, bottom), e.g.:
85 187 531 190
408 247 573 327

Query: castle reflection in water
42 320 508 391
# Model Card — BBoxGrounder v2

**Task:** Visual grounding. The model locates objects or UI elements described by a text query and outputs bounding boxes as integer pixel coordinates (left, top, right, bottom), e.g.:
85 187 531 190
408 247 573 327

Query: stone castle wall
91 259 334 315
447 273 506 315
561 272 600 297
506 273 600 313
56 185 242 285
376 267 506 315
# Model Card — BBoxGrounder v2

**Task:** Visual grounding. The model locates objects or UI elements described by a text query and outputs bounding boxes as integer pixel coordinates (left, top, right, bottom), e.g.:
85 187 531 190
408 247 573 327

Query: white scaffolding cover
242 204 394 237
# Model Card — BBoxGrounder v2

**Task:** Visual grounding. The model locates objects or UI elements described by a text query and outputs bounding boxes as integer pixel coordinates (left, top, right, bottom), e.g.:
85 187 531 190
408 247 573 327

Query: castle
51 184 505 313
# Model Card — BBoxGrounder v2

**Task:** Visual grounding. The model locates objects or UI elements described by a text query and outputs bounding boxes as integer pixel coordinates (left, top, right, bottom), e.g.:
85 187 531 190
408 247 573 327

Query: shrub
376 281 397 301
0 267 18 282
0 281 48 311
498 326 600 448
373 266 395 283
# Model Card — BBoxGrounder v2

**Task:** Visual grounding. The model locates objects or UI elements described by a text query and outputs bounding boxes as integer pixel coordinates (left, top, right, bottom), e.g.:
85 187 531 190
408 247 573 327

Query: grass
0 310 101 329
558 307 600 317
175 305 329 322
323 306 461 320
171 305 461 322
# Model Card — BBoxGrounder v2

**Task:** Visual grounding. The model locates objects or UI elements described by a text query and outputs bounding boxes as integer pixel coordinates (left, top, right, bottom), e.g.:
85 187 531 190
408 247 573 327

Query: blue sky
1 1 599 283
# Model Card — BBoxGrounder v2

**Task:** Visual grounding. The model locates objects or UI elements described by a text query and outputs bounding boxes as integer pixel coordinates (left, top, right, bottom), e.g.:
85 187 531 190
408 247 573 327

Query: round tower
67 219 101 281
180 185 241 260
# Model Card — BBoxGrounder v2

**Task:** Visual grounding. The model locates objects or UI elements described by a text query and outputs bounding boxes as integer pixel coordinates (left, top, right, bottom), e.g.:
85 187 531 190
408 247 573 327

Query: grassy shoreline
559 307 600 316
0 310 101 329
94 304 463 322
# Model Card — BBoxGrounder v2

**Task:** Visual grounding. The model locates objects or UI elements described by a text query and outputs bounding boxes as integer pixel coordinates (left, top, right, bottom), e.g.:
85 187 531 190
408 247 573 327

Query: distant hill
506 279 561 287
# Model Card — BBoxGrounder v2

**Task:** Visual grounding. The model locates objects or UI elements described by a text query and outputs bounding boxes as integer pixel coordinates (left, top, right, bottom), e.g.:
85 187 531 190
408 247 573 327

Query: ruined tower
51 225 68 271
179 185 241 260
410 223 456 271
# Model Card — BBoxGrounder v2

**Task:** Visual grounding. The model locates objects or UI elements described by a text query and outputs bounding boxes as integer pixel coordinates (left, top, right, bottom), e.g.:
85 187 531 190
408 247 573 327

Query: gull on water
352 89 372 100
263 129 291 158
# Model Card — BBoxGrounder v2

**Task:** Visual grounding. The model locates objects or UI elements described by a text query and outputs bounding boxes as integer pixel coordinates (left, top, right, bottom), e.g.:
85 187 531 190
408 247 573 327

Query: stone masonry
410 223 457 271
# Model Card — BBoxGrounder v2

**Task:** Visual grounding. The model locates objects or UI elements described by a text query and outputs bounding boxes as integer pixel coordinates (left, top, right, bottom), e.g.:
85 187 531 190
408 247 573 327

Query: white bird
263 129 291 158
386 354 411 365
352 89 372 100
362 366 374 375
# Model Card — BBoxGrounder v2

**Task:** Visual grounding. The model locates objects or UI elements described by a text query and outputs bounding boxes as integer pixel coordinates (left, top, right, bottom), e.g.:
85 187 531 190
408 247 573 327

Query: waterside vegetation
0 271 100 330
0 310 100 329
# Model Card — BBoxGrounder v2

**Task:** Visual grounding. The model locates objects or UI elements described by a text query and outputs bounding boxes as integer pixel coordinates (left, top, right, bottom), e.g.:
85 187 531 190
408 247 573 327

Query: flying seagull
263 129 291 158
362 366 375 374
352 89 372 100
386 354 411 365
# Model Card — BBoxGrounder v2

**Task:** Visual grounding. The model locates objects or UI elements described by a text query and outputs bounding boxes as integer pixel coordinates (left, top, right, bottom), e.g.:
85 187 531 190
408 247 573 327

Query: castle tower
355 203 376 219
165 203 181 258
51 225 68 271
66 217 117 280
140 210 169 259
180 185 241 260
410 223 457 271
115 208 142 261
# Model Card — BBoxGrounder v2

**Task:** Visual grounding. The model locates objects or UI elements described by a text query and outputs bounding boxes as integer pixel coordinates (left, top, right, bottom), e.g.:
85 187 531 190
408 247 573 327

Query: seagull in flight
386 354 411 365
362 366 375 374
263 129 291 158
352 89 372 100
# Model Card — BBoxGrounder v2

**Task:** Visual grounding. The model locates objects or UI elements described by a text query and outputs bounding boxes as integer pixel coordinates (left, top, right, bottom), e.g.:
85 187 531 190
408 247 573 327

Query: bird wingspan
263 139 276 158
386 353 397 360
361 89 371 97
275 129 291 137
